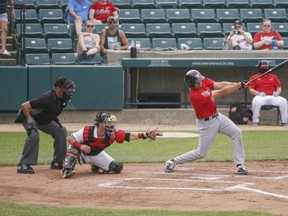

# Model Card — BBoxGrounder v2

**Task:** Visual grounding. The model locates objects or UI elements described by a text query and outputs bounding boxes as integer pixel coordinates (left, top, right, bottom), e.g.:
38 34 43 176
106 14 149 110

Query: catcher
62 112 162 178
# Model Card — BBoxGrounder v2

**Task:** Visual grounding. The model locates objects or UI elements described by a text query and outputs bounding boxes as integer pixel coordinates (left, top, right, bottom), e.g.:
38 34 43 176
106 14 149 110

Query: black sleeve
124 133 131 142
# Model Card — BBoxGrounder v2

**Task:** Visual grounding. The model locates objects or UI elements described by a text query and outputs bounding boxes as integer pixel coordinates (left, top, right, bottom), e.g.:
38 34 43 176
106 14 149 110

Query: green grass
0 130 286 216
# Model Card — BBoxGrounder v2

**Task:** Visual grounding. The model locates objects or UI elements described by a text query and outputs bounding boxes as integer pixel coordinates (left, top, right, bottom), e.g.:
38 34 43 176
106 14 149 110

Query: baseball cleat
164 159 176 173
50 161 63 170
17 163 35 174
236 165 248 175
61 168 75 178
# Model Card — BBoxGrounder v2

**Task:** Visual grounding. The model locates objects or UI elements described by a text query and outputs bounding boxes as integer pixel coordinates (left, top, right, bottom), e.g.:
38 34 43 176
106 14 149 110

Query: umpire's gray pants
19 119 67 165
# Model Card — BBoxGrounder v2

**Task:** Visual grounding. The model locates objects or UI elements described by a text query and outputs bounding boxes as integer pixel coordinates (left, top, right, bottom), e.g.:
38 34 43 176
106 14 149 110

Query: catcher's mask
184 70 205 89
94 112 117 137
54 77 76 107
258 60 271 74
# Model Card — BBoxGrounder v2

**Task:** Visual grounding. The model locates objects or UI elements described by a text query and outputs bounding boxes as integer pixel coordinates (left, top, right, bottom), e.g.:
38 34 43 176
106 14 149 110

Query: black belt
204 113 219 121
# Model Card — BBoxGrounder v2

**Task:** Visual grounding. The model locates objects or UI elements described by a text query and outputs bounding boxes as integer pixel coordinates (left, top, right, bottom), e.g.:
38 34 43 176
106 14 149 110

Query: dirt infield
1 161 288 215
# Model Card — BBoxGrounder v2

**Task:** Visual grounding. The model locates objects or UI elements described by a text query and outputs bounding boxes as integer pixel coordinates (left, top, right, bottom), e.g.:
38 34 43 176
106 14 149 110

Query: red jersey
189 78 217 119
248 73 280 95
90 1 117 23
253 31 282 49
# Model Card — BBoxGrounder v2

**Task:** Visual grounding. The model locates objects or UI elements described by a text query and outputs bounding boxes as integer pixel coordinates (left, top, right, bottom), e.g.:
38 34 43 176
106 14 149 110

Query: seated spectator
253 19 284 50
228 20 253 51
247 60 288 126
100 16 129 56
76 20 100 59
89 0 119 25
0 0 14 56
66 0 91 36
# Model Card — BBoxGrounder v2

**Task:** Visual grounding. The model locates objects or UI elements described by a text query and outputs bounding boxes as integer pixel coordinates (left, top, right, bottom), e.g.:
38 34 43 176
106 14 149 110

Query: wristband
137 133 146 139
72 140 82 148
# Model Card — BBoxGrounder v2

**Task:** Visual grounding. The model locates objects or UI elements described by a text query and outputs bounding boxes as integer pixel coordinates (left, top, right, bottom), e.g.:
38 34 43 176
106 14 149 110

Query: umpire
15 77 76 174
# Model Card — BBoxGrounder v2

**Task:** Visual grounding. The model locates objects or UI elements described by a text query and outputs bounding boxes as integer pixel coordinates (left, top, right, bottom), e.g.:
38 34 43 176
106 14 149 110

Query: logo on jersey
201 90 211 97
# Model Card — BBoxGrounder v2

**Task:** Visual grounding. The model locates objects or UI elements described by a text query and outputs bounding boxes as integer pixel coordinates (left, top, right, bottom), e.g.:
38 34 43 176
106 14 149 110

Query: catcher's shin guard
107 160 123 174
62 147 80 178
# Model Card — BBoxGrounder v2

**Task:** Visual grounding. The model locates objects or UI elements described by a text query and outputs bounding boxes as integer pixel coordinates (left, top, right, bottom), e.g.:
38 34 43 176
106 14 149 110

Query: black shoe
50 161 63 170
17 163 35 174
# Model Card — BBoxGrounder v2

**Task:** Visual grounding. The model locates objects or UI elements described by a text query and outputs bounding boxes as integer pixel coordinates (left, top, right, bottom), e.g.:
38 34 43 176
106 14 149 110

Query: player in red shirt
248 60 288 125
253 19 284 50
89 0 118 25
165 70 248 175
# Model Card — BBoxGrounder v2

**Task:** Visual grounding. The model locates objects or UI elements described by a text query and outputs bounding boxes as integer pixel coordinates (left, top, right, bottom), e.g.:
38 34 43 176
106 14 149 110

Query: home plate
160 132 199 138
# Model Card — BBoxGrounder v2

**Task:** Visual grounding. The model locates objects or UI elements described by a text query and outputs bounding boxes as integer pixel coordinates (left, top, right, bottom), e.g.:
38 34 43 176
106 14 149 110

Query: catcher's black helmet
94 112 117 125
184 70 205 89
258 60 271 74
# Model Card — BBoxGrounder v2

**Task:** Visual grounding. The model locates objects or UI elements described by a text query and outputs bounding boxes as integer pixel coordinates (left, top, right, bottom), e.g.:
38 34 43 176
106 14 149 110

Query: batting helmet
184 70 205 89
258 60 271 74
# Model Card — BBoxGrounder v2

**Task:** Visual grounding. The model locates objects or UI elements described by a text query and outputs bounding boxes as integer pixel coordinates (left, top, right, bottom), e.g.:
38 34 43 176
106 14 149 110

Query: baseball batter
62 112 162 178
165 70 248 175
248 60 288 126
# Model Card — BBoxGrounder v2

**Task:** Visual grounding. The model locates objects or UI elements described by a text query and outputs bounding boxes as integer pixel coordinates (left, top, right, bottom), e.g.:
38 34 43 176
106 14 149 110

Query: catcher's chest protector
83 126 115 155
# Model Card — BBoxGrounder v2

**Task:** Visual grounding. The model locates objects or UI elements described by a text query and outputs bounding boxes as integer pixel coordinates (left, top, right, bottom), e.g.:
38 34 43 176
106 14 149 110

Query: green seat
271 23 288 37
24 38 49 54
203 0 227 9
216 9 239 24
191 9 217 24
141 9 167 24
152 38 177 50
39 9 65 25
14 9 39 25
240 9 263 24
43 23 71 40
132 0 156 9
35 0 61 13
172 23 198 39
51 53 76 65
121 23 147 38
16 23 44 39
250 0 274 9
264 9 287 23
77 53 102 65
47 38 74 56
14 0 36 9
246 22 262 38
166 9 192 24
274 0 288 8
128 38 151 50
146 23 173 39
119 9 142 24
177 38 202 50
110 0 133 9
226 0 250 9
197 23 223 38
178 0 203 9
282 37 288 49
203 37 223 50
155 0 178 9
25 53 50 65
222 23 234 36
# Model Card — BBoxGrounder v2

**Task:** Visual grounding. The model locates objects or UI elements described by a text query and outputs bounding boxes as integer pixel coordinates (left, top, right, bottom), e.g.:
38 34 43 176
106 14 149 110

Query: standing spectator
253 19 284 50
164 70 248 175
0 0 14 56
247 60 288 126
228 19 253 50
89 0 119 25
76 20 100 58
66 0 91 36
15 77 76 174
100 16 128 56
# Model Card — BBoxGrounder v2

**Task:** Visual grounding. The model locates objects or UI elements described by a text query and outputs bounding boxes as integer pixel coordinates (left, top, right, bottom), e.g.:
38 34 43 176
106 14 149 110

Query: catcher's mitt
143 128 163 141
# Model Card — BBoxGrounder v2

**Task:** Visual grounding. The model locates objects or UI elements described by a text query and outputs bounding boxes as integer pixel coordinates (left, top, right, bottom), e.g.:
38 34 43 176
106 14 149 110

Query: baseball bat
246 59 288 85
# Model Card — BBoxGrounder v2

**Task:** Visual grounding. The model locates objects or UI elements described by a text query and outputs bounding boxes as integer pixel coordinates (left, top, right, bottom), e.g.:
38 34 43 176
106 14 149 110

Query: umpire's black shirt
30 90 64 125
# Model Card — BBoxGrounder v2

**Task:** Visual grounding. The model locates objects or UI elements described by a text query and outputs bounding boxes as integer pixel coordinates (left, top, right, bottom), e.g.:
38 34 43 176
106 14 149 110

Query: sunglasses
109 21 116 24
86 25 94 28
234 25 241 29
263 24 271 27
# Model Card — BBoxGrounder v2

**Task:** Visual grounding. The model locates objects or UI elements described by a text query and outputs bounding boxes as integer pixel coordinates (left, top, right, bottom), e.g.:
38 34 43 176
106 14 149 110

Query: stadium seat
59 0 69 12
203 37 223 50
178 0 203 9
203 0 227 9
250 0 274 9
172 23 198 39
93 23 107 34
246 22 261 37
152 38 177 50
282 37 288 49
43 23 71 40
118 9 142 24
39 9 65 25
166 9 192 24
177 38 202 50
240 9 263 24
197 23 223 38
14 0 36 9
141 9 167 24
274 0 288 8
77 53 102 65
155 0 178 9
128 38 151 50
146 23 173 39
132 0 156 9
47 38 74 56
16 23 44 39
14 9 39 24
191 9 217 24
271 23 288 37
51 53 77 65
23 38 49 54
264 9 287 23
120 23 147 38
35 0 61 13
222 23 234 36
216 9 239 24
110 0 133 9
226 0 250 9
25 53 50 65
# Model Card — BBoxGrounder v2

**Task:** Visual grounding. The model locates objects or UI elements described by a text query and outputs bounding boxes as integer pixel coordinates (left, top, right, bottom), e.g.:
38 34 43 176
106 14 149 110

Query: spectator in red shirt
248 60 287 126
253 19 284 50
89 0 119 25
